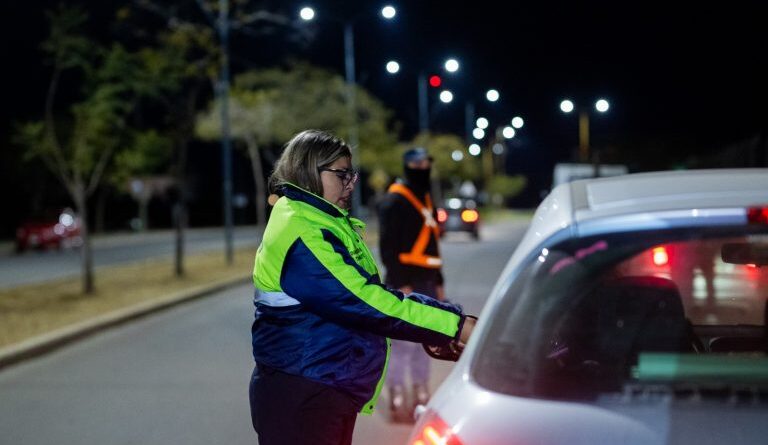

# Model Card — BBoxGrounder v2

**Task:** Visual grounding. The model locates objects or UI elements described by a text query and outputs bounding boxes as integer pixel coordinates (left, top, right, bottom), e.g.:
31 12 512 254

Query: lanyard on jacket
388 183 443 269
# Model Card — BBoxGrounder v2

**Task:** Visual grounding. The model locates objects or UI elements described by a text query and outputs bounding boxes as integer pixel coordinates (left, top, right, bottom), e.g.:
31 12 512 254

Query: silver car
410 169 768 445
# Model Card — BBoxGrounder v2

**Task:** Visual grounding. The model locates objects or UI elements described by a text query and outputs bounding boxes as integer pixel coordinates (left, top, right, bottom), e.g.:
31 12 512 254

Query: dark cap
403 147 432 163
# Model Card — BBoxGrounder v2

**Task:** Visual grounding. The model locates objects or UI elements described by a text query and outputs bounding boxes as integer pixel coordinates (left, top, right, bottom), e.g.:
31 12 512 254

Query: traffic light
429 75 442 88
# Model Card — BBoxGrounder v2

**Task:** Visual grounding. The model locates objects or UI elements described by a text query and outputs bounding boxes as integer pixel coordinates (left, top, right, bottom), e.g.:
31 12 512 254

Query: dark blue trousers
249 364 359 445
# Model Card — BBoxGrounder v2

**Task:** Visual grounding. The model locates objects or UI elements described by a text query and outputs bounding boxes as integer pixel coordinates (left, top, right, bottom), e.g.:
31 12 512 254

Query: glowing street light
299 6 315 20
472 128 485 140
299 4 396 216
511 116 524 129
444 58 460 73
476 117 489 129
388 58 460 131
502 126 516 139
486 89 500 102
559 98 611 162
381 5 396 19
468 143 482 156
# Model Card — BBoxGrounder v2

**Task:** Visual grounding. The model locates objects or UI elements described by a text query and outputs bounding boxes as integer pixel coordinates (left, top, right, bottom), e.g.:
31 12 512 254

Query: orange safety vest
388 183 443 269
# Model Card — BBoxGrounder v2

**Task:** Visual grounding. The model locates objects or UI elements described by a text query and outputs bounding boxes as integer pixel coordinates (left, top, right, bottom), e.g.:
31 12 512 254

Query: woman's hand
459 315 477 345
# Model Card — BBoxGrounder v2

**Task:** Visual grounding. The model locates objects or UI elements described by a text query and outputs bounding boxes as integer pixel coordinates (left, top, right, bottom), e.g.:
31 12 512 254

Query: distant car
15 208 82 252
409 169 768 445
437 198 480 240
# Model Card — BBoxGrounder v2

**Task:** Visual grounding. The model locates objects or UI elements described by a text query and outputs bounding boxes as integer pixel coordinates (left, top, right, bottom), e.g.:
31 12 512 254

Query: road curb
0 276 251 371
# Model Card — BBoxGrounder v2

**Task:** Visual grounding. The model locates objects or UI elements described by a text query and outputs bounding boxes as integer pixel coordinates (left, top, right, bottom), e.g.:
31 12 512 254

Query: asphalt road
0 219 529 445
0 226 263 289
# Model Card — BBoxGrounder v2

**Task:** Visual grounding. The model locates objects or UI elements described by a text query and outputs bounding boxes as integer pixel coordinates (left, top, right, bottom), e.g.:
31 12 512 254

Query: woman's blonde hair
269 130 352 196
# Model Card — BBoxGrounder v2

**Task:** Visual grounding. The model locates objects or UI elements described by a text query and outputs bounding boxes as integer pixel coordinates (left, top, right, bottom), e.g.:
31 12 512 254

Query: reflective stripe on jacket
387 183 443 268
251 183 464 414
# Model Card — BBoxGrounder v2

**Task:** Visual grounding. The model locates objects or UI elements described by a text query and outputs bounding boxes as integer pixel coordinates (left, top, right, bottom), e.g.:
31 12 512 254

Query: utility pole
218 0 234 264
343 22 363 217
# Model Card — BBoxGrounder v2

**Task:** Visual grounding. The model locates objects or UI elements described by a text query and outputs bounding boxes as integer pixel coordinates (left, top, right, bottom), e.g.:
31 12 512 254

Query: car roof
571 168 768 219
500 168 768 289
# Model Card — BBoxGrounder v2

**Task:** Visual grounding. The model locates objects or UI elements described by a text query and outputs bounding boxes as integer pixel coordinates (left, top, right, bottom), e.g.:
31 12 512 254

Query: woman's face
320 156 357 210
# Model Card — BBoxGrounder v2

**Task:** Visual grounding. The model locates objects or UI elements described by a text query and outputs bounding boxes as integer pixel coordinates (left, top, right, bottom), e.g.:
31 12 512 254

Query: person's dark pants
249 364 359 445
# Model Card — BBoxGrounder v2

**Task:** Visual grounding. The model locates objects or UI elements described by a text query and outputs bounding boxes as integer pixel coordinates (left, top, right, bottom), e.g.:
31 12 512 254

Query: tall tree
131 0 309 264
197 62 398 224
15 7 147 294
130 17 219 276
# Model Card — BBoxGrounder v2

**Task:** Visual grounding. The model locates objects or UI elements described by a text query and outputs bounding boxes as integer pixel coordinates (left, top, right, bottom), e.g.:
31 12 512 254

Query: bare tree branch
44 65 74 185
86 145 114 196
235 10 290 27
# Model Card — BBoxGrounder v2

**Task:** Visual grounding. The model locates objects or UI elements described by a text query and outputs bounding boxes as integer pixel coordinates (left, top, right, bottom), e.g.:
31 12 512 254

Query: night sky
287 1 767 159
3 0 767 224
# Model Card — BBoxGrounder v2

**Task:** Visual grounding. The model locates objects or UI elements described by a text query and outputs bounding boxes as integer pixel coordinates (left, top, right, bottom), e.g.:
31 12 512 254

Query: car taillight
408 409 464 445
460 209 479 223
652 246 669 266
437 208 448 223
747 207 768 225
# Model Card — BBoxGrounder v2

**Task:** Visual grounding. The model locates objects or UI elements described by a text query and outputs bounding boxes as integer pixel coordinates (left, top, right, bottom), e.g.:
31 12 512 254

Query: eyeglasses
319 167 359 187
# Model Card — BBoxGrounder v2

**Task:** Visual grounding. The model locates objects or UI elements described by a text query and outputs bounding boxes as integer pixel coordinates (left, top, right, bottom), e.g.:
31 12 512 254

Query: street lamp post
418 71 428 132
468 115 523 195
387 58 458 133
301 5 396 217
192 0 301 264
462 85 502 142
560 98 610 162
218 0 234 265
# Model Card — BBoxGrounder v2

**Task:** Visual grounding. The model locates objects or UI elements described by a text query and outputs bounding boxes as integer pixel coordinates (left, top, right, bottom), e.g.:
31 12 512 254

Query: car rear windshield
473 227 768 400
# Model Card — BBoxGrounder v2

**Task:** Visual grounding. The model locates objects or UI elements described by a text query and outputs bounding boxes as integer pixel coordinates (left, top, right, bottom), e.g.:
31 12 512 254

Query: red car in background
15 208 83 253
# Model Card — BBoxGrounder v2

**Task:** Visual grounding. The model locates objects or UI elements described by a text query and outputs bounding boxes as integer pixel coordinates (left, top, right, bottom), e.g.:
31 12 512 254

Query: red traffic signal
429 75 442 88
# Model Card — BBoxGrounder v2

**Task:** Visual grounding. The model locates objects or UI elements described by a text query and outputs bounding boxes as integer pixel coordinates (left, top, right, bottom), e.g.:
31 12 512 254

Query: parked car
15 208 82 252
409 169 768 445
437 198 480 240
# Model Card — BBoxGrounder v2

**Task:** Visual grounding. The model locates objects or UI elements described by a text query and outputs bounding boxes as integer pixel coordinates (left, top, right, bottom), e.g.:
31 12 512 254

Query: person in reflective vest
378 147 445 422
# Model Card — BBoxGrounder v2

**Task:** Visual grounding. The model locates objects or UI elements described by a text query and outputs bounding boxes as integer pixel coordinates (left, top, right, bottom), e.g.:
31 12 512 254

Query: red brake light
409 409 464 445
437 208 448 223
652 246 669 266
747 207 768 225
460 209 479 223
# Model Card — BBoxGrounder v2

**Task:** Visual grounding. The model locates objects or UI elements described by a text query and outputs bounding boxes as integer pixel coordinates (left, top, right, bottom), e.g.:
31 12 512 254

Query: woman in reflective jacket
249 130 475 445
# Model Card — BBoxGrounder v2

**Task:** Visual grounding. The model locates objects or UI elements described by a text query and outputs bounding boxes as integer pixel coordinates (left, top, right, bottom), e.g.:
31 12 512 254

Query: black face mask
404 166 431 192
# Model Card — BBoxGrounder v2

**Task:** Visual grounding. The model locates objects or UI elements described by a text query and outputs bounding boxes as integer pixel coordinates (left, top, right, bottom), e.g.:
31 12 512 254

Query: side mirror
721 242 768 267
423 341 462 362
